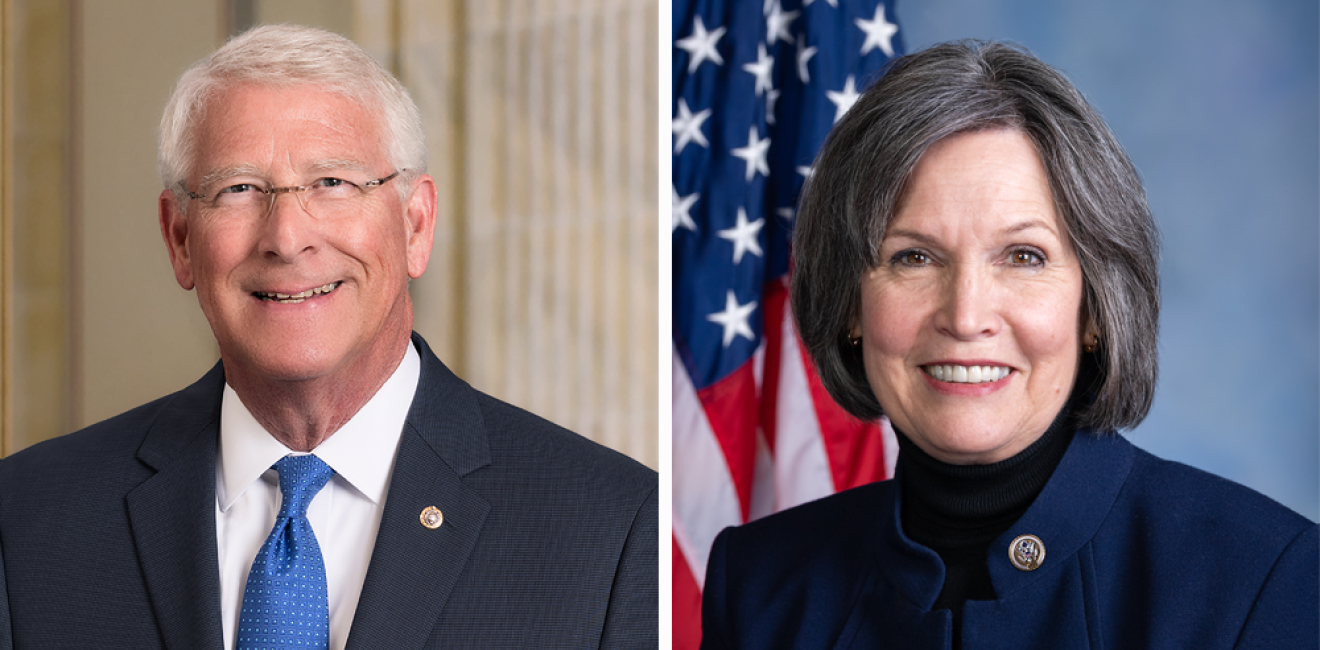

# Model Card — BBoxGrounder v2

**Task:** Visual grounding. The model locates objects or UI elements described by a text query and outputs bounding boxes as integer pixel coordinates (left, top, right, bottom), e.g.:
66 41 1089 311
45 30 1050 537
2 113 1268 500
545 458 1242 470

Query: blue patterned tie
237 454 335 649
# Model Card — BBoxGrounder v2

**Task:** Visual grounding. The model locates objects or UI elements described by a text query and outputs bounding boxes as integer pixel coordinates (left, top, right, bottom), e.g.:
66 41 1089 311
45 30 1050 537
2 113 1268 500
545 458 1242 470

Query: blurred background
0 0 658 469
899 0 1318 520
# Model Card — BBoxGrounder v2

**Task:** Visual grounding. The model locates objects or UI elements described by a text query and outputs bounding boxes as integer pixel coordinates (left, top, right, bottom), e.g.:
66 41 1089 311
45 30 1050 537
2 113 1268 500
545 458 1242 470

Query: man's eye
218 183 261 194
314 177 352 188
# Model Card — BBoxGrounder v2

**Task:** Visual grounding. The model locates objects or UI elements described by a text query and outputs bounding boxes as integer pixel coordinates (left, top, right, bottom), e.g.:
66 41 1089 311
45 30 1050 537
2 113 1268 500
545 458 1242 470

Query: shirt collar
217 341 421 511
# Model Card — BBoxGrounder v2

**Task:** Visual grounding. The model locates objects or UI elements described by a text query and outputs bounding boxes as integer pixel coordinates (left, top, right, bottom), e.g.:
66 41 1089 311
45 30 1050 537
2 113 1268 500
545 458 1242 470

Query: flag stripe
672 348 743 588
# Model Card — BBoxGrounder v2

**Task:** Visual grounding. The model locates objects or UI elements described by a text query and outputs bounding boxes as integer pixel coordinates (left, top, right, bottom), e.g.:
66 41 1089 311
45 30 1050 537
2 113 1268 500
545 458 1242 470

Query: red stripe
797 337 890 491
673 537 704 650
758 277 791 454
696 362 759 521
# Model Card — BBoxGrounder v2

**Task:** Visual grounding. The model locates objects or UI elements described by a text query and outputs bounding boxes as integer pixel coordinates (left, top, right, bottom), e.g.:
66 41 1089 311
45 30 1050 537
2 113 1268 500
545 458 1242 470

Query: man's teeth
924 364 1011 384
256 282 341 303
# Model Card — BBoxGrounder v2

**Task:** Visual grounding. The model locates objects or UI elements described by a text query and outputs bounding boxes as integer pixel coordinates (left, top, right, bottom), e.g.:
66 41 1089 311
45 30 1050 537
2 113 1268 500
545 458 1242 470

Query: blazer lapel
345 334 492 649
125 362 226 650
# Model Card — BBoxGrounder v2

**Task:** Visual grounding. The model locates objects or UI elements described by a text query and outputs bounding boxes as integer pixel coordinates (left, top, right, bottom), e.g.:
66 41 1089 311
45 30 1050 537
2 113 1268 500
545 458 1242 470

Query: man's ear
159 189 196 290
403 173 438 279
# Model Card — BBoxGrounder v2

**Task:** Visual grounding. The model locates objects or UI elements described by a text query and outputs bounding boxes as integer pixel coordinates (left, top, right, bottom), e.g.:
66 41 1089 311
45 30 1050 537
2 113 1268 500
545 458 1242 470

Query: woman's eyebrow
882 228 940 247
999 218 1057 237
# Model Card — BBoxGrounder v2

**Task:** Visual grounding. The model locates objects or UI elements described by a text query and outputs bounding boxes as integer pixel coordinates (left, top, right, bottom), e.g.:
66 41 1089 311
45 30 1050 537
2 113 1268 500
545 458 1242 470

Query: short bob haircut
791 41 1160 433
158 24 426 203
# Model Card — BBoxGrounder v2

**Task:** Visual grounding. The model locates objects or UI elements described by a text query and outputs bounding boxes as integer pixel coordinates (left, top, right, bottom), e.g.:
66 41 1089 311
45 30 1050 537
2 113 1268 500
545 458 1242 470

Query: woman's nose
936 265 1001 341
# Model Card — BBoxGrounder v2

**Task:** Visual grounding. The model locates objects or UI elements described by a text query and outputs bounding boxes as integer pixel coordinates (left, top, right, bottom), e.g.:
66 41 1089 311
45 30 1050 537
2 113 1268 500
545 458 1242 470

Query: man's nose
257 189 317 262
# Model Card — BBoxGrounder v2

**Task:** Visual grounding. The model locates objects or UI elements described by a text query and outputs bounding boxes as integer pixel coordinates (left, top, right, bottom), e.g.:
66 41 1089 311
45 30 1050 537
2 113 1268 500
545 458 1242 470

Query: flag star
796 35 817 84
672 98 712 154
803 0 839 6
777 207 796 222
796 164 815 179
707 290 758 348
731 127 771 181
677 16 726 72
717 208 765 264
742 43 775 97
765 1 799 45
826 75 861 123
855 4 899 57
672 186 698 232
766 87 781 125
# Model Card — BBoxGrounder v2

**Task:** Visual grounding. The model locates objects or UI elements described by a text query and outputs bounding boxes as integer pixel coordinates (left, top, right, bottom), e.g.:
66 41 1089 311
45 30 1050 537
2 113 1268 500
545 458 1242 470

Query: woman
700 41 1317 649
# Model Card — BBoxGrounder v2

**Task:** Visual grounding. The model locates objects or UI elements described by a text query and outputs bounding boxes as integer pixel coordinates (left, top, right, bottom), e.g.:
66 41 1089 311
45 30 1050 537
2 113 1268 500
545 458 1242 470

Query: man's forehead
190 83 387 179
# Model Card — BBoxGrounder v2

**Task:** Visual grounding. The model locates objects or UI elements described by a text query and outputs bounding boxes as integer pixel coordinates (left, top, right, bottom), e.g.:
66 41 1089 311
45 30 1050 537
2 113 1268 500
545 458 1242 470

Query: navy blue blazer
702 430 1318 649
0 333 657 648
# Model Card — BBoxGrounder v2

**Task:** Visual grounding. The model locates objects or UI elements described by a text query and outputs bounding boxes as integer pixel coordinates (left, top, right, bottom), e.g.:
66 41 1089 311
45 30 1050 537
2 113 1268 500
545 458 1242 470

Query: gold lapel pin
1009 534 1045 571
420 506 444 529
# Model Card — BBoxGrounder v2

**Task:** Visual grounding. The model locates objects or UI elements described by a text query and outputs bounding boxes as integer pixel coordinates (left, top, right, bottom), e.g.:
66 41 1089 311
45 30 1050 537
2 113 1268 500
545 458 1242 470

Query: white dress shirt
215 343 420 650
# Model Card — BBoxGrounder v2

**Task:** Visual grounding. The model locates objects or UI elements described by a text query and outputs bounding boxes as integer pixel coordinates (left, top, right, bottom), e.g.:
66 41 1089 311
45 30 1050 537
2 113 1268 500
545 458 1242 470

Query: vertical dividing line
1 0 13 457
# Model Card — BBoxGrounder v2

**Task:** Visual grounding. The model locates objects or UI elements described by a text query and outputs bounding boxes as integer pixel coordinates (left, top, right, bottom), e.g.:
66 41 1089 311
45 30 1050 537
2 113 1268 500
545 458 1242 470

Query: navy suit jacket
702 430 1318 649
0 333 657 648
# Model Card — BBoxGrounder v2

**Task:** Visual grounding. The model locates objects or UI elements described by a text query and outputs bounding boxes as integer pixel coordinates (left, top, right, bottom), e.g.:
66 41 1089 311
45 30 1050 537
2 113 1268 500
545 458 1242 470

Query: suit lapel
345 334 492 649
125 362 226 649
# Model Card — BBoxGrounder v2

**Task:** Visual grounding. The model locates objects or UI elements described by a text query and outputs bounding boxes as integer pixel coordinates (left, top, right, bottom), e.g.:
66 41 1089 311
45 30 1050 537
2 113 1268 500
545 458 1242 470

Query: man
0 25 656 649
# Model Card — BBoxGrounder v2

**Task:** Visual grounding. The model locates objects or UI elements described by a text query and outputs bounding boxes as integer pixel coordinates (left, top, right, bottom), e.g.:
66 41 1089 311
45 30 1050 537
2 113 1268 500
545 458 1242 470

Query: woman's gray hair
158 24 426 201
791 40 1160 432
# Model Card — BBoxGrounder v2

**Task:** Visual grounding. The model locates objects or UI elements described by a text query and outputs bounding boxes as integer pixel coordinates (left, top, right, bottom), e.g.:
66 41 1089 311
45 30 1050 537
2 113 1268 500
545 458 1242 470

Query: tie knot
273 454 334 519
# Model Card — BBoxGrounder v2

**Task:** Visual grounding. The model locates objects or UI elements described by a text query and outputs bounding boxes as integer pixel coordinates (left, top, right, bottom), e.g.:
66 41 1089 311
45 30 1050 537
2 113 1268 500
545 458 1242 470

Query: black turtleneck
895 408 1076 641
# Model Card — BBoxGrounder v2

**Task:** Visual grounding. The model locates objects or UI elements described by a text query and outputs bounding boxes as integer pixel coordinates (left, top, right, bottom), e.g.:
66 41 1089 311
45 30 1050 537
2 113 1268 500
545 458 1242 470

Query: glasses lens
305 178 366 219
205 183 269 215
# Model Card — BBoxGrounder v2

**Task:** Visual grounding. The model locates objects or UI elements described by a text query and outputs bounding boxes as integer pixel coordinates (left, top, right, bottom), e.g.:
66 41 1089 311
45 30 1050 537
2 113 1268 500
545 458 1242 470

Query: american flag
671 0 904 645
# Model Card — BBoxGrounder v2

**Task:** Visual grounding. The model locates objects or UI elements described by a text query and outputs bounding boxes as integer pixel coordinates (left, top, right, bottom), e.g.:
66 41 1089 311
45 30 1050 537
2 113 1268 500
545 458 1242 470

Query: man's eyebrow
305 159 373 174
197 164 262 189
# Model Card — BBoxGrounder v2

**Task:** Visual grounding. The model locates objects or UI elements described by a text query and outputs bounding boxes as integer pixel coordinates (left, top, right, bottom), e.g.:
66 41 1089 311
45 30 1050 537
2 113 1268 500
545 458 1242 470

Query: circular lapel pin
420 506 444 529
1009 534 1045 571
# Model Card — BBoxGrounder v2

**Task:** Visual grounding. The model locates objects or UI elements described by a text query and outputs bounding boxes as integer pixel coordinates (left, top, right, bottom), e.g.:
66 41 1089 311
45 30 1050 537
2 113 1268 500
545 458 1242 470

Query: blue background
900 0 1319 520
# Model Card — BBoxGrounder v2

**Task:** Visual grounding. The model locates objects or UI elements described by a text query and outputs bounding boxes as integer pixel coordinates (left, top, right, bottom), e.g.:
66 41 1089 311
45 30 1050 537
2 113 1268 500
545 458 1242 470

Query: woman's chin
904 422 1042 465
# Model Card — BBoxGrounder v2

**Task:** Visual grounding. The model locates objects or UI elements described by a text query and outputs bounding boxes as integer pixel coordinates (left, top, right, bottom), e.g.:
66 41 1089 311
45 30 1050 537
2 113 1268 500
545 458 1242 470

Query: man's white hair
158 24 425 200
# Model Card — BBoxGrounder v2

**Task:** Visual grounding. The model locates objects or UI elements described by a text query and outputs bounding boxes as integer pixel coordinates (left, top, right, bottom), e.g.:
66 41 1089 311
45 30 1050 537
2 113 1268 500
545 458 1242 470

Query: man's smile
252 281 343 304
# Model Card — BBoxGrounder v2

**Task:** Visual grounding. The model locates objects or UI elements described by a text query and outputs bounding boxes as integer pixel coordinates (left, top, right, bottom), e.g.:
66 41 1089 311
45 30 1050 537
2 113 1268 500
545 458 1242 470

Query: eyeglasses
184 170 404 219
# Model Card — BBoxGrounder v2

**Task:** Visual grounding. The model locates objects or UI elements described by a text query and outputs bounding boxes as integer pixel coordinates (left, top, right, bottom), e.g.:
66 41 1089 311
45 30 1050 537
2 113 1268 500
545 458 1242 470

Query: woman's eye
1008 249 1044 265
893 250 931 266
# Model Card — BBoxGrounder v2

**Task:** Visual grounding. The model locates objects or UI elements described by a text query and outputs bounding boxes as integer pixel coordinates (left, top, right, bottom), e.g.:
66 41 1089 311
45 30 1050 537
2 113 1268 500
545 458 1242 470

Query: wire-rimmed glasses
183 170 404 220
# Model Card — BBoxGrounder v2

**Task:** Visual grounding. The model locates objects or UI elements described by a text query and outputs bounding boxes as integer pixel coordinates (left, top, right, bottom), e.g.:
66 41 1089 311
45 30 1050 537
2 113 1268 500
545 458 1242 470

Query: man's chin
219 345 348 386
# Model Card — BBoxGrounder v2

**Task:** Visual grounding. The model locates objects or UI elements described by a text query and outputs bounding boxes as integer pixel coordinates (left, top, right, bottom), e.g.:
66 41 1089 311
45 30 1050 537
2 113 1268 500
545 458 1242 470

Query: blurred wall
0 0 658 469
900 0 1318 520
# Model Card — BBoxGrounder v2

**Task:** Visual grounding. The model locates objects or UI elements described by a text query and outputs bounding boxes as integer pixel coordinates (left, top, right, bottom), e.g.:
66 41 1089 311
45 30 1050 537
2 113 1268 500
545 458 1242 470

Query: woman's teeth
924 364 1010 384
255 282 341 304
